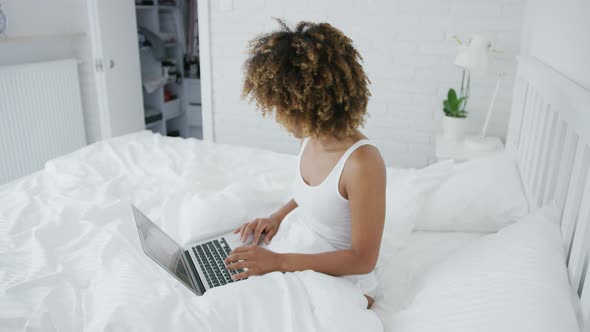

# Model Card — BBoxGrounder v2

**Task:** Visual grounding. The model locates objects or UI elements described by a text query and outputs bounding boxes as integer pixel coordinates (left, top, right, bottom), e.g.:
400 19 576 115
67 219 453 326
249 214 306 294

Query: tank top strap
331 139 375 181
298 138 310 160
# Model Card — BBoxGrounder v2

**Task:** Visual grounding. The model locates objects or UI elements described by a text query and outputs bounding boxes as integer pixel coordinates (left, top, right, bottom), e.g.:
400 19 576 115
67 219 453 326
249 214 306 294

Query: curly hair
242 19 371 139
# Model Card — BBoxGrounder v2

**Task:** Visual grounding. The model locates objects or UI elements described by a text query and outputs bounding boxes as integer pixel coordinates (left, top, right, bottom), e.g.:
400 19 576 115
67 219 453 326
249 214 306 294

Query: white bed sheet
0 132 384 332
373 231 484 332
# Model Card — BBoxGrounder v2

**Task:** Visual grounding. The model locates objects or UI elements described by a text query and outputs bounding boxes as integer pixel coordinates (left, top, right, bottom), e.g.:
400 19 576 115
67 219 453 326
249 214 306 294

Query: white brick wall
208 0 525 167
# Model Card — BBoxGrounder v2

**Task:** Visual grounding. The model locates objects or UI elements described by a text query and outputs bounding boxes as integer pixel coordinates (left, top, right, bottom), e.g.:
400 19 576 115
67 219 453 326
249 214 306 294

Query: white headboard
506 56 590 328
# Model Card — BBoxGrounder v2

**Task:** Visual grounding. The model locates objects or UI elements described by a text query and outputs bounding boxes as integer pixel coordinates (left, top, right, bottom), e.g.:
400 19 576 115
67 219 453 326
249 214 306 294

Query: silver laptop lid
131 205 199 294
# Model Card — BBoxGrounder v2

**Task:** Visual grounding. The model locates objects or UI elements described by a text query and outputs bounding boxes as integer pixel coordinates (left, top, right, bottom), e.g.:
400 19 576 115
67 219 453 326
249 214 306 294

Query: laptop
131 205 267 295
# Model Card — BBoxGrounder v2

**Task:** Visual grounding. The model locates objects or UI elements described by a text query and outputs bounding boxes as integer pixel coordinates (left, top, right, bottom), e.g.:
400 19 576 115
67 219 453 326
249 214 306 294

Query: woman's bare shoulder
345 143 386 180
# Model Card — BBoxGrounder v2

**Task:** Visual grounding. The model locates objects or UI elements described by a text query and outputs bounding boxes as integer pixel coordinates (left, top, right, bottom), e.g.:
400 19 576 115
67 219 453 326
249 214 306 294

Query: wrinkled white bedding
372 232 483 331
0 132 383 331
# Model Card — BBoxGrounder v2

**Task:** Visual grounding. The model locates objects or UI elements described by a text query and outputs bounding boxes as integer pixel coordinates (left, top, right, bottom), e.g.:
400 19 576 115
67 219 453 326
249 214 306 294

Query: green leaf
443 100 452 111
447 89 457 104
443 88 468 118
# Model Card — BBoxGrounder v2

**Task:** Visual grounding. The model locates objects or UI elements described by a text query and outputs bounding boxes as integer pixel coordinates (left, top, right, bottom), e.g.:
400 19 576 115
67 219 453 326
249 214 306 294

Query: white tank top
291 138 378 295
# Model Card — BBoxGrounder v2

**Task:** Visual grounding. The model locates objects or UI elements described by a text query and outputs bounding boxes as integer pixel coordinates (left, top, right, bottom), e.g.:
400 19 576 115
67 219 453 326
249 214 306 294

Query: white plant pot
442 115 466 142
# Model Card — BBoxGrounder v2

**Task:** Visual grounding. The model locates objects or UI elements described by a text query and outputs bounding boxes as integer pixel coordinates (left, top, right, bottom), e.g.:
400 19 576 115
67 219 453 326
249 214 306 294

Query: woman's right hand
233 214 282 245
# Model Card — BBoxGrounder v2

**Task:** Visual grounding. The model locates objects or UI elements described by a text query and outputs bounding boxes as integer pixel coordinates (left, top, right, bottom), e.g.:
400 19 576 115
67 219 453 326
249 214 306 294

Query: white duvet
0 132 383 332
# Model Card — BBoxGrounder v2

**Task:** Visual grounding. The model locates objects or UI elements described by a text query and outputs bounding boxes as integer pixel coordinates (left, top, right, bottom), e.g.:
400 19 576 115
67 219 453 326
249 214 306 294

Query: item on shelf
162 66 170 80
143 77 167 93
184 55 200 78
137 31 153 51
162 60 179 79
166 72 182 84
138 31 146 45
136 0 154 5
163 89 177 102
144 107 162 124
159 32 176 44
138 27 164 60
160 13 178 37
162 59 176 66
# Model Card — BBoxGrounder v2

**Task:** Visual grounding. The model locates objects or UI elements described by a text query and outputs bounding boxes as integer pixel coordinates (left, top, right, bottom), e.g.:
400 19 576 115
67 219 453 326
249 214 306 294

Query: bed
0 130 481 331
1 56 590 331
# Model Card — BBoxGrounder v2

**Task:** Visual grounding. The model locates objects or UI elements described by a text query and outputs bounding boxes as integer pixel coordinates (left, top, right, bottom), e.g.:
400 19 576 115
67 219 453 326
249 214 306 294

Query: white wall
521 0 590 90
207 0 525 167
0 0 102 143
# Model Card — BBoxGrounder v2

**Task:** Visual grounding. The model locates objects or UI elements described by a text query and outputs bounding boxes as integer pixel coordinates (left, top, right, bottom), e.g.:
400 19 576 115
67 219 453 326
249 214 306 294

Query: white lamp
454 35 489 74
454 35 504 152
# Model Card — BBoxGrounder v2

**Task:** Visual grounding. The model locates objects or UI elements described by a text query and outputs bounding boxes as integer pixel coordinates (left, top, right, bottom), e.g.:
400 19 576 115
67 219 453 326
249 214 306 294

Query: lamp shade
454 35 489 75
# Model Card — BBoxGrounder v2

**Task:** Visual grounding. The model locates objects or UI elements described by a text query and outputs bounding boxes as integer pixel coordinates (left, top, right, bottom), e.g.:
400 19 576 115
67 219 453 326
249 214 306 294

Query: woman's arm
226 146 386 278
235 199 299 245
271 198 298 222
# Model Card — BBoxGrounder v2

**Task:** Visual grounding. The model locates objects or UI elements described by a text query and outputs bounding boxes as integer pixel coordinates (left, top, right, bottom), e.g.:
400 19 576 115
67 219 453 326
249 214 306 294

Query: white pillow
378 161 454 266
415 153 529 232
390 204 580 332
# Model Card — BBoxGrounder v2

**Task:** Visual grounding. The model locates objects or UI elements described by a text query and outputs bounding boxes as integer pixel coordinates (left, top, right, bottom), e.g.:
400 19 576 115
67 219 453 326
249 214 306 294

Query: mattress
373 231 484 331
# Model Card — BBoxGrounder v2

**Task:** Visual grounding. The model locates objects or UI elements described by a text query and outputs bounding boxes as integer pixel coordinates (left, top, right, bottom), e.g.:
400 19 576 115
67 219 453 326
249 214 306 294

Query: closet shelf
135 5 177 10
159 5 177 10
146 120 163 128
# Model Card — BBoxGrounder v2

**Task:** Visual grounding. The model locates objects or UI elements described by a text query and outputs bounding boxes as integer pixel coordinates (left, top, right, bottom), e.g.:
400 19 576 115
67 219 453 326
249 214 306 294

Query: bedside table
435 135 504 162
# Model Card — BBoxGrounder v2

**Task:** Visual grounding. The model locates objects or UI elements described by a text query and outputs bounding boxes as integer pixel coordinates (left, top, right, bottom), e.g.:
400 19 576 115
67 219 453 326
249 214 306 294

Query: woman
224 20 386 309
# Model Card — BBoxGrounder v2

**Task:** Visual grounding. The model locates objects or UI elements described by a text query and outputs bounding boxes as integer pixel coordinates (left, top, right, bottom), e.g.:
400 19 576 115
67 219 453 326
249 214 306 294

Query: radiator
0 59 86 185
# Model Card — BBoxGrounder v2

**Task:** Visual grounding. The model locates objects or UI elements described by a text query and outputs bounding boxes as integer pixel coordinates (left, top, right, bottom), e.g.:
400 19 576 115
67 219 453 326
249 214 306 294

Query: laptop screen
131 206 197 293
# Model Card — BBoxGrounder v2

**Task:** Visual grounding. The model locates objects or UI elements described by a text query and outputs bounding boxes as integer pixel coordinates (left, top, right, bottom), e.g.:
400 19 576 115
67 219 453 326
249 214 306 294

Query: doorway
135 0 204 139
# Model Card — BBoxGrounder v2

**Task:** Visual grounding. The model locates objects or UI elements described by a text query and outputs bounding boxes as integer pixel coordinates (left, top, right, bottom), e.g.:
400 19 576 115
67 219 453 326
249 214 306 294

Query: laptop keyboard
192 238 246 288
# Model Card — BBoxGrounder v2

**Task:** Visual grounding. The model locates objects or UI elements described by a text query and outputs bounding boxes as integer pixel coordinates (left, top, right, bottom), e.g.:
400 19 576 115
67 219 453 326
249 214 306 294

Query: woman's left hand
224 245 282 280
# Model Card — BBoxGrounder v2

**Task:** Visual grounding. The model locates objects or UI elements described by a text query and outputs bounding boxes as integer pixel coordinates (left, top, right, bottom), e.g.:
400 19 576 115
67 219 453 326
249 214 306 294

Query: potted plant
442 88 467 142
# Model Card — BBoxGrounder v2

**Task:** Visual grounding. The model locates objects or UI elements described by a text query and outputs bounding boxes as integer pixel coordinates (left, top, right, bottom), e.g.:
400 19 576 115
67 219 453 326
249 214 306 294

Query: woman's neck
310 130 365 151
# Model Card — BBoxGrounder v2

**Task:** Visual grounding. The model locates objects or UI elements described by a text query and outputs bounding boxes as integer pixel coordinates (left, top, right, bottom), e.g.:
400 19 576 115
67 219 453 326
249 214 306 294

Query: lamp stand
464 135 504 151
464 73 505 152
459 69 471 108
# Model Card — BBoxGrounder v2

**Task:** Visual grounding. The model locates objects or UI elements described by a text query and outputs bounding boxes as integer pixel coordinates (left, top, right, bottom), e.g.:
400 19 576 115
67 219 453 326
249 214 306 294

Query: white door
88 0 144 138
